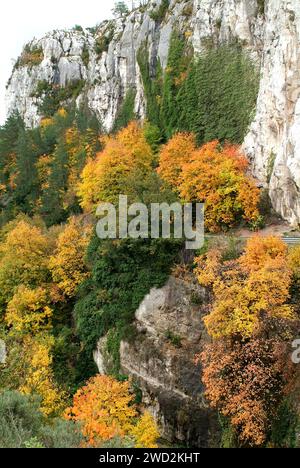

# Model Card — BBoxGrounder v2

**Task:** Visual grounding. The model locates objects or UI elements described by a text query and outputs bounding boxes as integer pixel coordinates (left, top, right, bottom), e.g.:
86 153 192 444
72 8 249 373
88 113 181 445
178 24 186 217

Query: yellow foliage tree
0 220 50 306
240 235 287 272
78 121 155 210
20 334 66 417
130 411 159 448
49 217 92 297
196 236 295 339
5 286 52 336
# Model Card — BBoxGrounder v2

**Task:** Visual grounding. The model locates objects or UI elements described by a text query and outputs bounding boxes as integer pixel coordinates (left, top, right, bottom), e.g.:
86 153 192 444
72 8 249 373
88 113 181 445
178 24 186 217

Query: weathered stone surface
244 0 300 227
119 275 219 447
6 0 263 130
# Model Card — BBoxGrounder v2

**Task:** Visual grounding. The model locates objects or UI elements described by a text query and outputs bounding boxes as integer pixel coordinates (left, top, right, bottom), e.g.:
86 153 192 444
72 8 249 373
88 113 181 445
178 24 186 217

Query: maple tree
179 140 260 232
65 375 159 447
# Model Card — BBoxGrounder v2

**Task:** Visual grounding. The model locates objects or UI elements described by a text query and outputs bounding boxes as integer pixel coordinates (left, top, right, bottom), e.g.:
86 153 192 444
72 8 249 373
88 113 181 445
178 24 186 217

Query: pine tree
39 137 69 226
14 129 39 213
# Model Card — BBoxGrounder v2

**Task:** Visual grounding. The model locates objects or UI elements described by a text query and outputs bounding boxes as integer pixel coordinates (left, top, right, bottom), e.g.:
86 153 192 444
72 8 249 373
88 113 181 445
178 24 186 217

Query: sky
0 0 117 124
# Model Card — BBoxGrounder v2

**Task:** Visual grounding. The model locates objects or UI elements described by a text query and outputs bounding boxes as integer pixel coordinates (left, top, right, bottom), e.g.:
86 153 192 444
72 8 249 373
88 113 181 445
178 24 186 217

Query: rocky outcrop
94 275 219 447
6 0 263 130
5 1 300 224
244 0 300 227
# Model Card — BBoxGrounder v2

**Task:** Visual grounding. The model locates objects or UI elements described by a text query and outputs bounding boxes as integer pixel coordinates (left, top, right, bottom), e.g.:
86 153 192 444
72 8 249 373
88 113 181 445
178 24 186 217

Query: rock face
95 275 219 447
5 1 300 222
5 0 263 129
244 0 300 227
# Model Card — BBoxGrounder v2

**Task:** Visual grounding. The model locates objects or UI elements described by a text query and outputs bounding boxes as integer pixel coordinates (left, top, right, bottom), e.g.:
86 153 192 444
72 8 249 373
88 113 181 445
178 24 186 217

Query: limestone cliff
5 1 300 223
94 275 220 447
244 0 300 227
6 0 263 128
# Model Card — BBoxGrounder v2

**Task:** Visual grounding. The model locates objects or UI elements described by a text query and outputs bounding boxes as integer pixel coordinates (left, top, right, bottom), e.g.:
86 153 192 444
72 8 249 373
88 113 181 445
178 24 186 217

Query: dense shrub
74 236 181 372
113 89 136 132
16 44 44 68
149 0 170 22
0 391 83 448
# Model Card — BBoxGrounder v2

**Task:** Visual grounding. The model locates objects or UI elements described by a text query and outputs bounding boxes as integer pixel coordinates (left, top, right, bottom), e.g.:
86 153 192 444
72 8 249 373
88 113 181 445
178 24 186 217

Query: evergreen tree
39 137 69 226
161 32 190 138
177 45 259 145
14 129 39 213
0 113 24 185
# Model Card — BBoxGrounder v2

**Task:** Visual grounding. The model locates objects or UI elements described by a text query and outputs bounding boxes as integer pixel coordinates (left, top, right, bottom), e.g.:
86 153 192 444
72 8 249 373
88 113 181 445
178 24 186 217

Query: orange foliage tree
196 236 298 446
196 236 294 340
157 132 196 188
179 140 259 232
65 375 159 448
201 335 294 447
78 122 155 211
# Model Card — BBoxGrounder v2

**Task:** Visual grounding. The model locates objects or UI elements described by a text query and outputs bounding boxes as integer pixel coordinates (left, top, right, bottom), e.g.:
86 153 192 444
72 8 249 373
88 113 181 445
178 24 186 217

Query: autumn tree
178 140 260 232
201 335 294 447
157 132 196 188
65 375 136 445
0 219 50 308
78 121 155 210
240 235 287 272
66 375 159 447
19 334 66 417
49 217 92 298
196 236 294 340
130 411 159 448
5 286 52 336
197 236 298 446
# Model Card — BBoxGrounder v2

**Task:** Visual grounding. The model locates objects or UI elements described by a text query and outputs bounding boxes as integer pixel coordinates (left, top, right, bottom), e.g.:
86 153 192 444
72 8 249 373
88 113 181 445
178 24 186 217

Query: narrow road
204 234 300 246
